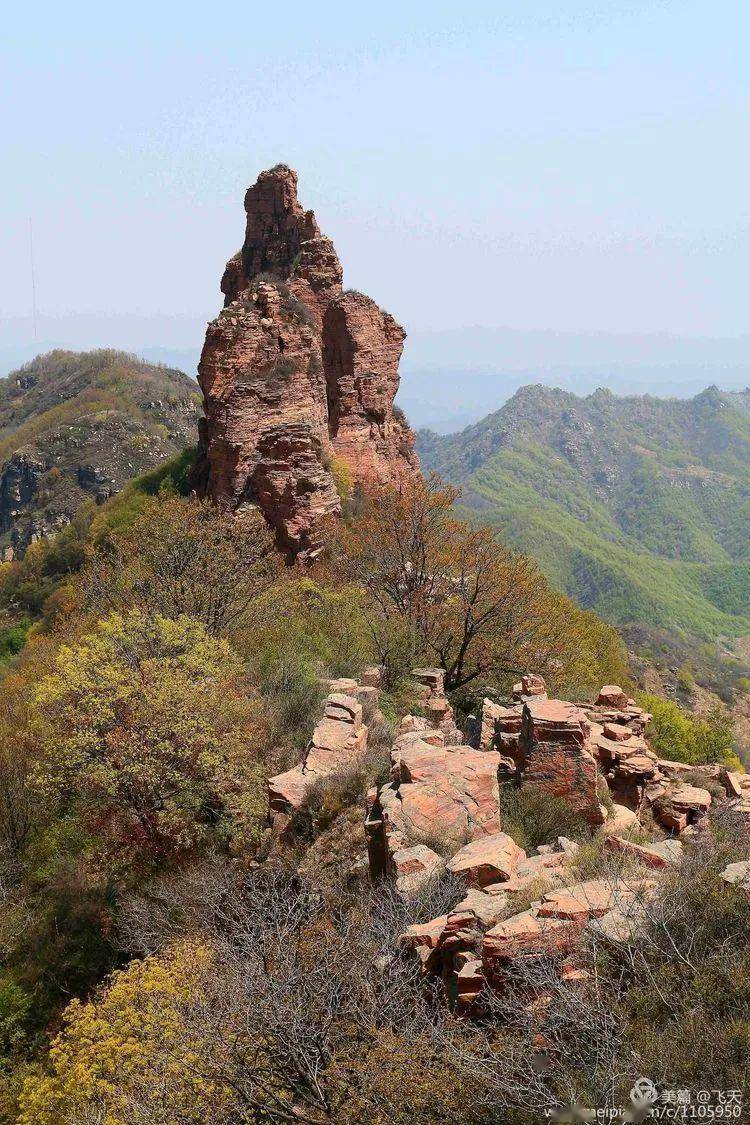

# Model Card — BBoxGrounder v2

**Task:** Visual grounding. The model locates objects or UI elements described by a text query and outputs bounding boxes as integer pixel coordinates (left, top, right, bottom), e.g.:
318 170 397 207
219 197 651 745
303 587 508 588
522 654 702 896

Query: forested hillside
418 385 750 676
0 350 200 560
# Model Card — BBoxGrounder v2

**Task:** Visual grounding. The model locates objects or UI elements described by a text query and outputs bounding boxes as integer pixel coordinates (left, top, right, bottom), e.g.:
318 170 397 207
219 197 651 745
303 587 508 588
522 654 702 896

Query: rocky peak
220 165 343 314
194 166 418 558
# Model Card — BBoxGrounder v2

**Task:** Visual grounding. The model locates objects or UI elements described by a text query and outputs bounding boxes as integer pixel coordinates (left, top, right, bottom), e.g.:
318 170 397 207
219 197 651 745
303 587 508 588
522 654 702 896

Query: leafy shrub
0 620 29 665
500 784 590 852
31 610 268 876
638 693 739 767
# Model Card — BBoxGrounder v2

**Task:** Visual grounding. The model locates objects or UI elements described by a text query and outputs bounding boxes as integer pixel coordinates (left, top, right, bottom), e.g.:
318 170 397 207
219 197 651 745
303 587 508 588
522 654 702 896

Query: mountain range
417 383 750 666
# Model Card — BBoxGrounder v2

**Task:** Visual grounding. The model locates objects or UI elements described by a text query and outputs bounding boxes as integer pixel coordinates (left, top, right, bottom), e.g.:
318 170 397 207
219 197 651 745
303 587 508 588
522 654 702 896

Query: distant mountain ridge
0 350 200 559
417 384 750 644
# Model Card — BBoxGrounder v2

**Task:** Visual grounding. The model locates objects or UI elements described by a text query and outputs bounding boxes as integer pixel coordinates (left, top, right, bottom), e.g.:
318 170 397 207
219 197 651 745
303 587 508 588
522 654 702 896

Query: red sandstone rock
657 808 688 832
194 166 418 557
605 835 683 869
487 850 571 897
668 783 712 814
512 673 548 701
391 844 443 895
268 688 367 819
455 888 509 927
382 738 502 851
603 722 632 742
651 782 712 833
537 878 630 921
454 957 485 1014
720 860 750 894
366 729 503 881
447 832 526 888
519 698 606 826
478 698 523 755
602 803 640 837
596 685 630 710
483 910 580 962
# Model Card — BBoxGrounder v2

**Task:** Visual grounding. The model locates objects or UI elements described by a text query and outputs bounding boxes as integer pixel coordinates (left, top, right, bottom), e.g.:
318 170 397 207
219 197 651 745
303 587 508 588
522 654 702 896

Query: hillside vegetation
0 350 200 559
0 467 745 1122
418 384 750 667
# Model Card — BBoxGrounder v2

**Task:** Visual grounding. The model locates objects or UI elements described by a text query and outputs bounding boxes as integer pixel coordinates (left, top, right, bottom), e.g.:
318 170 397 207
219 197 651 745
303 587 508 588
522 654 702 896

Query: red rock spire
193 166 418 558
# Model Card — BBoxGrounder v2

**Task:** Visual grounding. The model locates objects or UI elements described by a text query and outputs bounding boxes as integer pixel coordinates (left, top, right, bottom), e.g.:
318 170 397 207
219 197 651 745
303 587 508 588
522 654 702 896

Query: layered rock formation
519 698 606 826
365 724 503 880
269 671 748 1018
193 165 418 558
268 677 373 833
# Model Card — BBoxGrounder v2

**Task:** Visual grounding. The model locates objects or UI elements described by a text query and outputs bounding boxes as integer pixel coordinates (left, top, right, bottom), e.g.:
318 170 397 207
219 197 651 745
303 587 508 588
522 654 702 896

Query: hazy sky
2 1 749 360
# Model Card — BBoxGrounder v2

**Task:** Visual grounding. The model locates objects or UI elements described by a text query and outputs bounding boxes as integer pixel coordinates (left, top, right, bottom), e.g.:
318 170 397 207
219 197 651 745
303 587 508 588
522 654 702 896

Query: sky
1 1 749 423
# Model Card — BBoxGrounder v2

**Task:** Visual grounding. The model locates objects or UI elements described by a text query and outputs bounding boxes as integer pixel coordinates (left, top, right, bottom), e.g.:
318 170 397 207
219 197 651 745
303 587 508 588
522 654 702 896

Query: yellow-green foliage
327 454 354 503
238 576 376 679
31 611 267 874
17 942 224 1125
638 692 740 768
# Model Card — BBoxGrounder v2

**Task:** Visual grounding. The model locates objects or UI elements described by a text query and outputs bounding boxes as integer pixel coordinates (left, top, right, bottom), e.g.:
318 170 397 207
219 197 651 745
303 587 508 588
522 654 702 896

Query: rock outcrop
519 698 606 826
193 165 418 558
268 680 371 831
366 723 502 879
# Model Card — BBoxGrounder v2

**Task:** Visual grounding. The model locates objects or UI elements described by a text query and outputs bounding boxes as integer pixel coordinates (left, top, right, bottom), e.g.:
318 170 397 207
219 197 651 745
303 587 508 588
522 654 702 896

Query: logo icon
630 1077 658 1106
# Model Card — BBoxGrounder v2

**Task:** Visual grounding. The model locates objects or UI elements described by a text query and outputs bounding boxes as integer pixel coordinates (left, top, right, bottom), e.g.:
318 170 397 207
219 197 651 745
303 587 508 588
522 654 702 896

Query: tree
337 476 626 693
81 494 279 636
638 693 739 768
30 611 267 876
116 860 468 1124
17 941 226 1125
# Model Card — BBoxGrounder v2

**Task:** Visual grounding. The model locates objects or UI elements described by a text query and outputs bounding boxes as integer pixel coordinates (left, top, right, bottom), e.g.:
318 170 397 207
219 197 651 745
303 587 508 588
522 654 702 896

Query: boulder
602 803 640 837
596 685 631 710
602 722 633 742
652 783 711 833
447 832 526 887
361 666 383 688
366 734 503 877
455 888 509 927
605 835 683 869
720 860 750 894
669 783 712 814
536 878 643 921
483 910 580 963
400 914 450 965
488 850 571 895
512 673 548 701
721 770 745 799
411 667 445 695
391 844 443 895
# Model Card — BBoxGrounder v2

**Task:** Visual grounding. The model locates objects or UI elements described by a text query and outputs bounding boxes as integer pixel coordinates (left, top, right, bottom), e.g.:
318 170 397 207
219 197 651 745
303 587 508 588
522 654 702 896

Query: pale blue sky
1 1 749 389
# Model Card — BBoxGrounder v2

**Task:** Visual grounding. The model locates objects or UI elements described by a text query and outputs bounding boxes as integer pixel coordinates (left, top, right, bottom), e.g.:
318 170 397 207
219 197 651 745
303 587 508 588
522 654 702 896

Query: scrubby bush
638 692 740 767
82 493 279 635
31 610 268 876
500 784 591 852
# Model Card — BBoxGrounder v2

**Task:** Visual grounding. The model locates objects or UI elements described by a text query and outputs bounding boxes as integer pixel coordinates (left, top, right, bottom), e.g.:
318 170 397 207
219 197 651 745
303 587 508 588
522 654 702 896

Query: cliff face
193 165 418 558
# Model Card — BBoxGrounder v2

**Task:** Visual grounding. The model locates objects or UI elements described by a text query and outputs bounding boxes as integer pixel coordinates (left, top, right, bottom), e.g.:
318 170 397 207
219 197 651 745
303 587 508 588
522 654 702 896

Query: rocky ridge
193 165 418 558
267 670 750 1017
